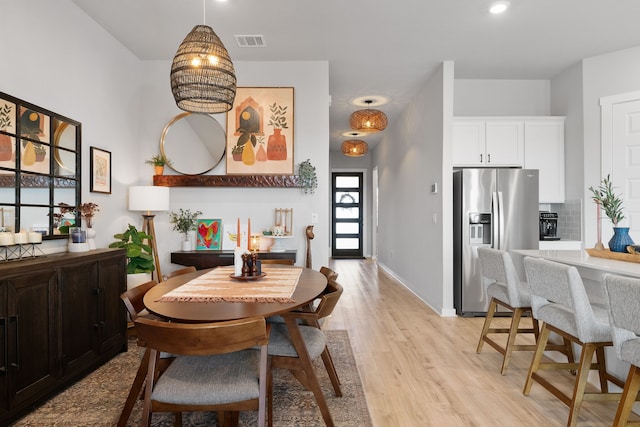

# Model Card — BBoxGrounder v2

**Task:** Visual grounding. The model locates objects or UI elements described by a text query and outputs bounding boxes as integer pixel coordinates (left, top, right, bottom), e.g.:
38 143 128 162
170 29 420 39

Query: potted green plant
298 159 317 194
589 174 633 252
169 208 202 251
108 224 155 274
145 154 172 175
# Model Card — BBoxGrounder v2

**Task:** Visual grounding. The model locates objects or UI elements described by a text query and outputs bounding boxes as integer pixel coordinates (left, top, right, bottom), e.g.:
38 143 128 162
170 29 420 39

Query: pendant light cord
203 0 206 25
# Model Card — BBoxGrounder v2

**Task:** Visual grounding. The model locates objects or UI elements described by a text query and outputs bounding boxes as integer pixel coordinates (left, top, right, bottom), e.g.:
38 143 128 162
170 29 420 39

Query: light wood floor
324 258 635 427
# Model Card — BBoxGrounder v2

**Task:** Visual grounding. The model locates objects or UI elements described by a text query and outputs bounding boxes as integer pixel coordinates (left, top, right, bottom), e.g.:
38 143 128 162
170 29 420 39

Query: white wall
140 60 331 273
374 62 454 315
454 79 550 116
1 0 143 253
550 62 584 202
2 1 331 274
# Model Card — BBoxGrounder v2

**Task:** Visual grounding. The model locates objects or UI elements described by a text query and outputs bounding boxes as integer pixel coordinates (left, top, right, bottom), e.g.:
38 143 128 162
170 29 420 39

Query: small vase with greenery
589 174 633 252
169 209 202 250
108 224 155 274
298 159 317 194
145 154 172 175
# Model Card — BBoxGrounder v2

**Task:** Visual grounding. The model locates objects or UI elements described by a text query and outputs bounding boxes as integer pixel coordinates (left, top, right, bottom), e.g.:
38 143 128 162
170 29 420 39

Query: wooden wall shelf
153 174 301 188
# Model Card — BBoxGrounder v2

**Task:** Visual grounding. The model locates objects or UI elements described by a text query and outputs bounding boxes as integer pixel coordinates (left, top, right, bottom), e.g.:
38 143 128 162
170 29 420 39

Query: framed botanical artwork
226 87 294 175
196 219 222 250
90 146 111 193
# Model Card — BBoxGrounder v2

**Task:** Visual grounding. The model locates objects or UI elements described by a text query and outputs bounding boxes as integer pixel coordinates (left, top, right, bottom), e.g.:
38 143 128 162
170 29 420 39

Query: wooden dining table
143 266 335 427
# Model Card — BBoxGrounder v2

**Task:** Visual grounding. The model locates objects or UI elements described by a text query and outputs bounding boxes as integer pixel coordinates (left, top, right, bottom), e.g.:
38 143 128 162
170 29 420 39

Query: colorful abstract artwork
196 219 222 250
225 87 294 175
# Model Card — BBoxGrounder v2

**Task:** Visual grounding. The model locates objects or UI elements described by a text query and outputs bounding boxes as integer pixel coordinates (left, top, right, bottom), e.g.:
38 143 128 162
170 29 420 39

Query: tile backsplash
542 200 582 241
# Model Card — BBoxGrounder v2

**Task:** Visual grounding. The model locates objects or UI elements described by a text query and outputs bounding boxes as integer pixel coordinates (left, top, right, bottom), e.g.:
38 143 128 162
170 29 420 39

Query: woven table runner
156 266 303 303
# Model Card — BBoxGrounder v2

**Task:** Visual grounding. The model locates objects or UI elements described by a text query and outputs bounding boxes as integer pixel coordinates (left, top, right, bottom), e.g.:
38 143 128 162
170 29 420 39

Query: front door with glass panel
332 172 363 258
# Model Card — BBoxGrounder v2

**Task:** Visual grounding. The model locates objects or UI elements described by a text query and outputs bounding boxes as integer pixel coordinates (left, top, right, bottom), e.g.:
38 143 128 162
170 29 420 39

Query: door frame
601 90 640 177
331 170 367 258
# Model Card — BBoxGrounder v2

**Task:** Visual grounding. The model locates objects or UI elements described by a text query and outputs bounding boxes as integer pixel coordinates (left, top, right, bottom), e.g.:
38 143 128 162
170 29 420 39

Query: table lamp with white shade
128 186 170 282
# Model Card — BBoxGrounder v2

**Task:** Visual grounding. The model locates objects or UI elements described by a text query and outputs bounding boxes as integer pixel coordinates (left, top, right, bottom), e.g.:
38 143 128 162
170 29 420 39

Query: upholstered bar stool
523 257 625 427
604 274 640 427
476 248 541 374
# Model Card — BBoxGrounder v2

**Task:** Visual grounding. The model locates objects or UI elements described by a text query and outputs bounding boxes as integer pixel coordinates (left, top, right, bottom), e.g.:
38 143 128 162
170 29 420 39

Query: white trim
600 91 640 179
377 262 457 317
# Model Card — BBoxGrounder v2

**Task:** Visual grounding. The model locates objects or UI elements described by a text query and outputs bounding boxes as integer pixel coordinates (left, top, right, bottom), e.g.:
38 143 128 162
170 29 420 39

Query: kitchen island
512 249 640 278
512 248 640 390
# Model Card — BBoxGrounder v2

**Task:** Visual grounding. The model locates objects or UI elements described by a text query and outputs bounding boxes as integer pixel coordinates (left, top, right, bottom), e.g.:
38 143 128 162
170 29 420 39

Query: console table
171 250 297 270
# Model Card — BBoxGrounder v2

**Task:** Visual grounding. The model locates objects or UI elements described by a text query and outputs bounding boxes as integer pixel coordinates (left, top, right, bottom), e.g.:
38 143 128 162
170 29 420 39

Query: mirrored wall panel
0 92 81 239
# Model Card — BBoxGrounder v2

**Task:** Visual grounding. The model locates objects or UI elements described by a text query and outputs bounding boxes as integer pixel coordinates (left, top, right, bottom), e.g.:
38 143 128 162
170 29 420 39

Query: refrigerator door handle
497 191 505 249
491 191 499 249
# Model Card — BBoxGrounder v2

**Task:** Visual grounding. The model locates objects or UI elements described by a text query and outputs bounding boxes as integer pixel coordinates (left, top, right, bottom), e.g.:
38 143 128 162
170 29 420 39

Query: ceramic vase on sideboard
608 227 634 253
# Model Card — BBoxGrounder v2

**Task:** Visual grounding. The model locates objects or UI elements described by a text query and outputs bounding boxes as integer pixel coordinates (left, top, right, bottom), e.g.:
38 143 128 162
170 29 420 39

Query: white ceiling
72 0 640 152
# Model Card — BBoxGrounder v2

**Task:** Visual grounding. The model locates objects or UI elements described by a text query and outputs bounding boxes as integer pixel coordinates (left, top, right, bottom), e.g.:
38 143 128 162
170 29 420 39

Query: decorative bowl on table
229 272 267 281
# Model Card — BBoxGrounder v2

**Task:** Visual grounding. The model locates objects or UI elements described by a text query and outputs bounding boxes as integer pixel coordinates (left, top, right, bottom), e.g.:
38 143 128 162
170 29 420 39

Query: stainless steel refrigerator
453 168 539 316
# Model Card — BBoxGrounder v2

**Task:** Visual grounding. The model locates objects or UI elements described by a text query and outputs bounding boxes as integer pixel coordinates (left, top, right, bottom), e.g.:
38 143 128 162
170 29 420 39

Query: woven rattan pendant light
170 1 236 113
341 140 368 157
349 100 388 133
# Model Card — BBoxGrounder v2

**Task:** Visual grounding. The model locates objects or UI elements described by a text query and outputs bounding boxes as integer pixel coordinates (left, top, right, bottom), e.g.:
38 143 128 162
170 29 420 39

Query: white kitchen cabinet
452 118 524 167
453 116 566 204
524 118 565 203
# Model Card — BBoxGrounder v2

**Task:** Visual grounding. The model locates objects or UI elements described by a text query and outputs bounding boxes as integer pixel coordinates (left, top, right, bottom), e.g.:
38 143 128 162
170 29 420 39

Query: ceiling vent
235 35 266 48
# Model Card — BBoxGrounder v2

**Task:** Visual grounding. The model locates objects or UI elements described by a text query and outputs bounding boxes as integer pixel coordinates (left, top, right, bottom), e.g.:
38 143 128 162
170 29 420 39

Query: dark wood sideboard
0 248 127 424
171 250 297 270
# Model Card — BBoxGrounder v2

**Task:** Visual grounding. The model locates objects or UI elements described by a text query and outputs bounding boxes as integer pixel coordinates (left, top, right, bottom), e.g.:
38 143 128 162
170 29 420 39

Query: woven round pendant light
341 140 369 157
170 25 237 114
349 100 388 133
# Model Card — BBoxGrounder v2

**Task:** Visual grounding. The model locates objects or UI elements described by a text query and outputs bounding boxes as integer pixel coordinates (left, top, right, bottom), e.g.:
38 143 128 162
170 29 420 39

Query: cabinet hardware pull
10 315 19 370
0 317 6 374
487 153 491 163
480 153 483 163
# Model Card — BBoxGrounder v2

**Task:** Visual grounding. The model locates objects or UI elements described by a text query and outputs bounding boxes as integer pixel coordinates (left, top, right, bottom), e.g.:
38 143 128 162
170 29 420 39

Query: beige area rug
11 330 372 427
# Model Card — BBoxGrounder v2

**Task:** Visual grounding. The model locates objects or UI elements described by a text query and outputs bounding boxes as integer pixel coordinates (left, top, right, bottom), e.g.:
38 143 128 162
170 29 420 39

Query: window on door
332 172 363 258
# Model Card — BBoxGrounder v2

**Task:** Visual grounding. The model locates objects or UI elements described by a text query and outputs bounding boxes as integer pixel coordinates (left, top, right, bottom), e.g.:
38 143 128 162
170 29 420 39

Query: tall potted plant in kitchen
169 208 202 251
589 174 634 252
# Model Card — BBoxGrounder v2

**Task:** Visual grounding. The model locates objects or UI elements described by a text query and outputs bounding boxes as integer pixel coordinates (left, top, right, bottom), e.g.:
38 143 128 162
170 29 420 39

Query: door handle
491 192 499 248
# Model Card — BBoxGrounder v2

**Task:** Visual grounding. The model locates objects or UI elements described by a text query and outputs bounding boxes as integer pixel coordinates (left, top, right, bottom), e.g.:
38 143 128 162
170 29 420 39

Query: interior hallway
325 258 634 426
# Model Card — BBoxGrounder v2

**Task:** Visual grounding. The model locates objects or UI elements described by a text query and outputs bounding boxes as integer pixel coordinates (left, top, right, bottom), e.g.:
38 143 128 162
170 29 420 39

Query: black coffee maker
539 212 559 240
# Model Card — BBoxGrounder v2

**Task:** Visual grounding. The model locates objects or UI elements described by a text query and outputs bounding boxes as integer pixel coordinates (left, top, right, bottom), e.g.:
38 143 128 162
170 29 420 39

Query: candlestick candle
237 217 240 248
0 232 14 246
247 218 251 250
28 231 42 243
14 232 27 244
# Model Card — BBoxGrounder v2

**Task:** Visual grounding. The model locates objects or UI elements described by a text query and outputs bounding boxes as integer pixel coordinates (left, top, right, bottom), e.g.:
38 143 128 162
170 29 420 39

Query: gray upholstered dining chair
134 316 270 427
604 274 640 426
476 247 540 374
267 279 343 427
523 256 625 427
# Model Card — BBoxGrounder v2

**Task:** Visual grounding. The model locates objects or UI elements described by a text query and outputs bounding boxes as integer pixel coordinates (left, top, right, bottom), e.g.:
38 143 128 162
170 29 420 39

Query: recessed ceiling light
489 1 510 14
351 95 389 107
341 131 368 138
